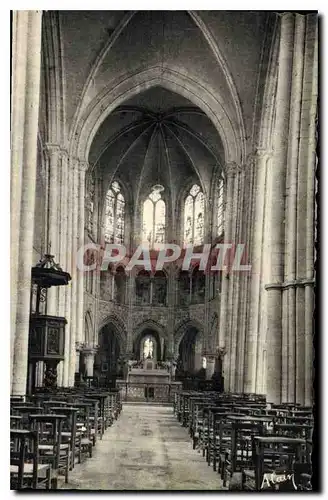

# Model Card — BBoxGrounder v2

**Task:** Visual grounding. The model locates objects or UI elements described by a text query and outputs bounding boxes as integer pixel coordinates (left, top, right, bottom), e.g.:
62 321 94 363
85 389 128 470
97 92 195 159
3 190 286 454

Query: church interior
10 10 317 491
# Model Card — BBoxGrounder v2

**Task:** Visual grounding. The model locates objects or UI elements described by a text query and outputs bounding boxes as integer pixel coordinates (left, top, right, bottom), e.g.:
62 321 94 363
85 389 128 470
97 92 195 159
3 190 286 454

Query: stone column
244 151 270 393
75 347 81 375
218 162 237 353
11 11 28 381
228 168 244 391
205 355 215 380
283 15 306 403
298 14 318 405
126 272 135 354
69 160 79 385
224 164 240 391
76 162 86 344
61 150 71 387
304 16 317 402
83 349 96 377
266 13 295 404
45 143 61 316
11 11 42 395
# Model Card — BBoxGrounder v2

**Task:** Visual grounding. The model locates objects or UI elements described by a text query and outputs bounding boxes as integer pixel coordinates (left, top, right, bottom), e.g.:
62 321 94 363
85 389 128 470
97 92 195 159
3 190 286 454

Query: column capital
202 351 216 359
78 159 89 172
44 143 61 159
70 157 89 172
60 148 69 161
82 348 97 357
225 161 241 178
254 148 273 160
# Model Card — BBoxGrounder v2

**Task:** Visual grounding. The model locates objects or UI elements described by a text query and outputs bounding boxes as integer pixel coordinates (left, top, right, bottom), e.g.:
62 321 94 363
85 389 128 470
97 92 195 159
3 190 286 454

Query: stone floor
62 404 225 491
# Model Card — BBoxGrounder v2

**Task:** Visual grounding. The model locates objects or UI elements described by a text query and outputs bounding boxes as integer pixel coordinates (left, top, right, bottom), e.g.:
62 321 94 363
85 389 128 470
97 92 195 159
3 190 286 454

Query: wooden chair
29 413 70 488
10 415 23 430
242 436 306 491
207 409 231 470
10 429 51 490
73 403 93 460
83 398 100 444
223 421 265 489
48 406 80 470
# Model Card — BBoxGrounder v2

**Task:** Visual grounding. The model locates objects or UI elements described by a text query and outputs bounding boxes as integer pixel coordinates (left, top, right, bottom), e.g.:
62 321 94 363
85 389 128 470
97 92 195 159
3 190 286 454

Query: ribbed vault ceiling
90 87 225 206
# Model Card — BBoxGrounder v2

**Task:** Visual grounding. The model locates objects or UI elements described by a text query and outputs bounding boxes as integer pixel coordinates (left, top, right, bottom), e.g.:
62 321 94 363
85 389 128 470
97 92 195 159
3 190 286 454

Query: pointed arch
70 66 242 166
133 319 168 342
98 314 127 352
174 318 204 356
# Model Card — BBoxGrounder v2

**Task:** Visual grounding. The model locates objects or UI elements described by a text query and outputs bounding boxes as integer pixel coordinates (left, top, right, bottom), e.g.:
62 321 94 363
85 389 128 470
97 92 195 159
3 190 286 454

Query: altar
127 358 170 384
116 357 182 403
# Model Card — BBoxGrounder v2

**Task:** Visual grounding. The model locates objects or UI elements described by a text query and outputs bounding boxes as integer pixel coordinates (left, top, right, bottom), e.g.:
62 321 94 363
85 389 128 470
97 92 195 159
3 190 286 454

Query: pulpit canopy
31 254 71 288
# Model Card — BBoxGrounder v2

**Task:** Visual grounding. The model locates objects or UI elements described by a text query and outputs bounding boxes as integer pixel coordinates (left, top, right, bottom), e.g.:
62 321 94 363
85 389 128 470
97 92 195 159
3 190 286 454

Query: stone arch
174 318 204 357
70 66 242 167
133 319 168 362
132 319 168 343
98 314 127 352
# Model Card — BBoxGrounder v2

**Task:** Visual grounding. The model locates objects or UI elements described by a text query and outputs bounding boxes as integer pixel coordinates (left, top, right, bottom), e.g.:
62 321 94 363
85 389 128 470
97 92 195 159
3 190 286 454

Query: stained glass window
184 184 204 245
217 178 225 236
142 187 166 248
104 181 125 244
143 337 154 359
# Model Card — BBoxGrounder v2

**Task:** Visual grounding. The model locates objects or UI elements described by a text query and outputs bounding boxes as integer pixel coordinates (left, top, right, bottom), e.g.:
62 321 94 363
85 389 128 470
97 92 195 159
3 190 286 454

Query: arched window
142 186 165 248
184 184 204 245
143 337 154 359
104 181 125 244
217 178 225 236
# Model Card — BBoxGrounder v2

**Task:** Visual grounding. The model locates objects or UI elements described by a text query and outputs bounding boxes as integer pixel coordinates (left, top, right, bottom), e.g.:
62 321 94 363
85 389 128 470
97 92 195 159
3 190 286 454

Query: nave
11 388 313 491
63 405 225 491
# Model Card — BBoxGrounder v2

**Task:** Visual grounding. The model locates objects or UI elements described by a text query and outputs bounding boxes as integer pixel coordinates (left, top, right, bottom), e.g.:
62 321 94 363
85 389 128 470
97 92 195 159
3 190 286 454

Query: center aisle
62 404 225 491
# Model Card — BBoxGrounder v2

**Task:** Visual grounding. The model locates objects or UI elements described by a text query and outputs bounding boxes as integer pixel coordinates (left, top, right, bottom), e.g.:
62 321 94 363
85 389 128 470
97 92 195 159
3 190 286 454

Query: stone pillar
194 353 202 372
45 143 61 316
223 164 240 390
297 14 317 405
76 162 86 344
219 163 237 347
60 150 71 386
75 350 81 374
69 160 79 385
83 349 96 377
126 272 135 354
266 13 295 403
228 168 244 391
282 15 306 403
11 11 42 395
11 11 28 380
244 151 270 393
217 161 237 368
206 355 215 380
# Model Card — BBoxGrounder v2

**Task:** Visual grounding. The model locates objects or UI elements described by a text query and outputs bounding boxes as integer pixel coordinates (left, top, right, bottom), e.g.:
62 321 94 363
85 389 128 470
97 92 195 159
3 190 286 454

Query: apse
89 86 225 207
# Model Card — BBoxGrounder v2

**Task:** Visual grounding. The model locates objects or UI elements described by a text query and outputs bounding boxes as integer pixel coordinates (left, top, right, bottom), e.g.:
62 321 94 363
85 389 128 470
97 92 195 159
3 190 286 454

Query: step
122 401 173 407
